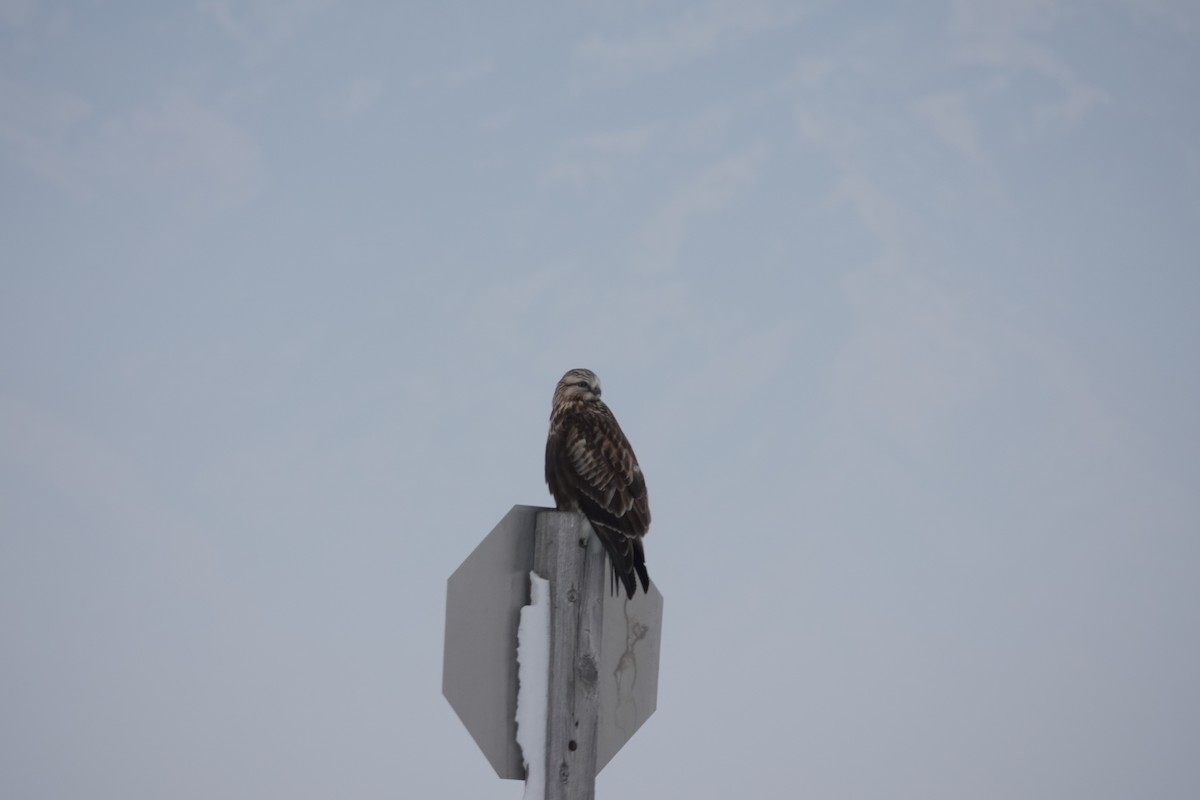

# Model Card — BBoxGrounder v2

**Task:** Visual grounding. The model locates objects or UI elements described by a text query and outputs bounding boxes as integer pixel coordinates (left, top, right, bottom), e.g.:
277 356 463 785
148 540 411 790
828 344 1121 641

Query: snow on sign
442 505 663 781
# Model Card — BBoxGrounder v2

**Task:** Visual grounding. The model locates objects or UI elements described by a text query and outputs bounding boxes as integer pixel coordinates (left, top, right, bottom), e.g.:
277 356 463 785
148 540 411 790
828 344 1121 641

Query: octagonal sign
443 505 662 779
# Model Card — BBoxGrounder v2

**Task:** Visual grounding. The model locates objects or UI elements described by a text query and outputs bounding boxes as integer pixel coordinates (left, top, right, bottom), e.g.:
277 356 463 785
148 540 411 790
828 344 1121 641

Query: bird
545 368 651 599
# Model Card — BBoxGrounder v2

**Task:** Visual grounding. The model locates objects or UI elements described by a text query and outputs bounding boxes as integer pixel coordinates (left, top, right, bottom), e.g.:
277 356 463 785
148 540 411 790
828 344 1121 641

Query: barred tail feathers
592 522 649 600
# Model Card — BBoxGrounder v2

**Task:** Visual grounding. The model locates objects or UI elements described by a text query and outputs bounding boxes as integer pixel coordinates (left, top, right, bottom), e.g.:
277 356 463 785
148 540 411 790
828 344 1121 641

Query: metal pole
533 511 605 800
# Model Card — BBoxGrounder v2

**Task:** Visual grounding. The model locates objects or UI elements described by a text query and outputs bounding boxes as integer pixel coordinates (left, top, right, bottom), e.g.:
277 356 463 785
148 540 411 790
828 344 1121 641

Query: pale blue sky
2 2 1198 798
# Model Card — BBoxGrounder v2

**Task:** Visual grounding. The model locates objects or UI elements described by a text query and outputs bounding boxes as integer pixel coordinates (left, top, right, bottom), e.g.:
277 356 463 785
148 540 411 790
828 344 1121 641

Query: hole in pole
568 740 577 752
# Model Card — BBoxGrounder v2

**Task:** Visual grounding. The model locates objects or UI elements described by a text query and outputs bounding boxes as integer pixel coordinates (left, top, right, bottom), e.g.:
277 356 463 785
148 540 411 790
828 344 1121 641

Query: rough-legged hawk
545 368 651 599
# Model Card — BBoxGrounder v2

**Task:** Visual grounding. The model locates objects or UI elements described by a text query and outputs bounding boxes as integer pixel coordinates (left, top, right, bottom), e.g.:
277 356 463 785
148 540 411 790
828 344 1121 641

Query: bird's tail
593 523 650 600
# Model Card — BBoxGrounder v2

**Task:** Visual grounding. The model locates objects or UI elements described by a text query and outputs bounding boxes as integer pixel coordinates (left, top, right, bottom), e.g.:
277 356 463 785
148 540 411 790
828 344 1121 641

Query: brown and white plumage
545 368 651 599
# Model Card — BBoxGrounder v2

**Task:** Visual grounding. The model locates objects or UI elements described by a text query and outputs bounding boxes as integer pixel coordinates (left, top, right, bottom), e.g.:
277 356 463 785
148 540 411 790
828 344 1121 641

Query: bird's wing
562 411 650 538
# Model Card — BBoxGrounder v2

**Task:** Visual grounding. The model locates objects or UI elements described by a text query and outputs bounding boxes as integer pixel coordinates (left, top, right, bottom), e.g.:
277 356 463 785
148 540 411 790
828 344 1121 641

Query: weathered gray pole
532 511 607 800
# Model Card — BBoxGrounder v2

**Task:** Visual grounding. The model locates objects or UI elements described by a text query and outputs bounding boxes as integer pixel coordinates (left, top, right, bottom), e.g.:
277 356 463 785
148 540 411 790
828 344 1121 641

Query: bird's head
553 368 602 406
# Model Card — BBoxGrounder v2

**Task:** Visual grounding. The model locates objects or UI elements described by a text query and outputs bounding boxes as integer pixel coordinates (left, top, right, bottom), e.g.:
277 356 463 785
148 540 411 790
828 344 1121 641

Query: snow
515 571 550 800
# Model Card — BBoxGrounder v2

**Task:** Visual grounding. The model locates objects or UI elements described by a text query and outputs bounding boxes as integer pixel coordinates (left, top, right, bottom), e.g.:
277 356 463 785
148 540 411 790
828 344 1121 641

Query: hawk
545 368 651 599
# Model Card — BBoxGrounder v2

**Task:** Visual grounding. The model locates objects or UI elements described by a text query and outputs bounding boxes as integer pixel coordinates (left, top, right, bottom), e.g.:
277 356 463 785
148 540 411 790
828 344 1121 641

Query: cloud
794 106 919 255
787 56 837 91
198 0 329 61
831 266 999 447
794 106 863 155
911 90 1008 205
677 105 732 150
0 76 92 194
0 0 33 27
948 0 1108 135
1113 0 1200 42
345 77 381 115
327 76 383 118
913 91 987 164
645 318 794 444
576 0 809 75
792 91 998 447
0 396 202 550
0 80 262 214
455 263 576 373
82 94 262 210
634 143 768 272
541 126 656 187
403 58 496 93
442 58 494 88
479 109 513 131
950 0 1065 39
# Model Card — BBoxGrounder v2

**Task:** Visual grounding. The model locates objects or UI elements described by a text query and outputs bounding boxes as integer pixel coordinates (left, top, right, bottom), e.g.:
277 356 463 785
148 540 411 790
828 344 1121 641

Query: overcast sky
2 2 1198 798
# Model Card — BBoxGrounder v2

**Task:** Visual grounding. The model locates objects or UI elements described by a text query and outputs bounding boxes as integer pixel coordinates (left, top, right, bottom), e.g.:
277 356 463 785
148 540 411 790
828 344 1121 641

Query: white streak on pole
516 572 551 800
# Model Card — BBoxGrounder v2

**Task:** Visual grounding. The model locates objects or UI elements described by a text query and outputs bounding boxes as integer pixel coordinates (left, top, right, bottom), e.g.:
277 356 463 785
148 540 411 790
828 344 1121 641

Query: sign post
443 506 663 795
534 511 605 799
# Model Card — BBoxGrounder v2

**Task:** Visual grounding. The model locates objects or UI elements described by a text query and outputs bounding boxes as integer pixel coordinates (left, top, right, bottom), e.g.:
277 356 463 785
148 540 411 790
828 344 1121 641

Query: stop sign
442 505 663 779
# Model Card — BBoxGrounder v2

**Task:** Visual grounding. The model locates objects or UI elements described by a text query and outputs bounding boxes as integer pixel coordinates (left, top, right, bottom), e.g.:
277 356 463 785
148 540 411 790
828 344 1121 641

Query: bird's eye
576 381 590 390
